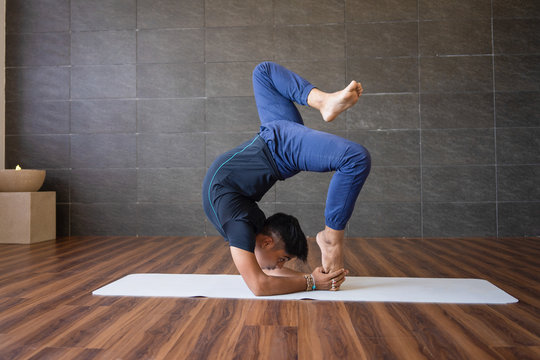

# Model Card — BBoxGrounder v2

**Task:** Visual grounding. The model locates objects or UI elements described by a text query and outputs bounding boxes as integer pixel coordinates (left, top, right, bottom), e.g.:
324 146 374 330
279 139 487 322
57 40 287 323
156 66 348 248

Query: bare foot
316 228 344 274
320 80 363 122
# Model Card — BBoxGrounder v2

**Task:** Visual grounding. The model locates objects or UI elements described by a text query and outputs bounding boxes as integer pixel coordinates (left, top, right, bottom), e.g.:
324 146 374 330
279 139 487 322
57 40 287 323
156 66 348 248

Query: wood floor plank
97 300 201 358
409 304 506 359
443 305 540 347
159 299 216 360
345 303 415 338
27 347 103 360
1 305 93 360
298 301 367 360
344 303 433 359
232 326 260 360
49 298 146 349
165 299 251 360
0 295 73 334
356 336 433 360
191 299 253 360
135 299 208 359
243 300 298 327
83 299 175 350
490 303 540 338
233 325 297 360
491 346 540 360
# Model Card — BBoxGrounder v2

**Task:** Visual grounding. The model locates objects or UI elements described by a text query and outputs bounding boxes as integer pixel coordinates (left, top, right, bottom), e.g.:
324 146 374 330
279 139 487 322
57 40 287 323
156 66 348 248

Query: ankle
307 88 328 110
321 227 344 245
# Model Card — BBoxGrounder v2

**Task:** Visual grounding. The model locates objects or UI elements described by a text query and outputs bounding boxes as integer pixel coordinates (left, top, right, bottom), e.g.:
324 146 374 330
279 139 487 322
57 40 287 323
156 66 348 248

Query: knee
253 62 269 77
345 143 371 176
253 61 275 79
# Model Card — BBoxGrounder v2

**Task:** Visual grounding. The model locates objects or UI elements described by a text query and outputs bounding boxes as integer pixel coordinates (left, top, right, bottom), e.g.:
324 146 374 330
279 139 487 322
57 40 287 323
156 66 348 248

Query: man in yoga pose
203 62 371 296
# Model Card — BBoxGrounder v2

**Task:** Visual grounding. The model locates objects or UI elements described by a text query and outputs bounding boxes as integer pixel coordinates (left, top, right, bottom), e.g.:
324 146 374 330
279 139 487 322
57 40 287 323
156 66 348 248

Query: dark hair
261 213 308 262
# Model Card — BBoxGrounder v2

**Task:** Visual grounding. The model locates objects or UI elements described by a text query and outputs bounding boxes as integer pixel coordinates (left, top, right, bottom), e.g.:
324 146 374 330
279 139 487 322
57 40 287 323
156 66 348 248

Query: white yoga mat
92 274 518 304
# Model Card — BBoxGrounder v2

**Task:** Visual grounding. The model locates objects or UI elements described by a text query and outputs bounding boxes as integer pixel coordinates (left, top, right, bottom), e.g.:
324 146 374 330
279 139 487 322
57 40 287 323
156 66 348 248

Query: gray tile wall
5 0 539 238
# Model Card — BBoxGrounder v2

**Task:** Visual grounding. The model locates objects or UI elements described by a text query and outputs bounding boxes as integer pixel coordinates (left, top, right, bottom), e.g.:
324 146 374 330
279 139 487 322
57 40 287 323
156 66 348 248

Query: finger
330 278 337 290
331 283 341 291
327 268 345 277
335 276 347 288
330 277 342 291
335 272 346 281
336 269 350 279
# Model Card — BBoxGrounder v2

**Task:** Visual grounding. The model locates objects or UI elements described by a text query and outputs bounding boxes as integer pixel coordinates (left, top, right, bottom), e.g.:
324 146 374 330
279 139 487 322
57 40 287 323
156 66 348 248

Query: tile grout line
417 0 424 238
344 0 349 237
134 0 139 237
203 0 209 237
490 0 499 238
68 0 72 237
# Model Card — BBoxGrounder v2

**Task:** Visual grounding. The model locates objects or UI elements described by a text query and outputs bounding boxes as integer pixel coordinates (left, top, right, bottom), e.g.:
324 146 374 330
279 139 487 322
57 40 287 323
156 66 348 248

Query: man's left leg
253 61 370 273
300 127 371 274
264 121 371 273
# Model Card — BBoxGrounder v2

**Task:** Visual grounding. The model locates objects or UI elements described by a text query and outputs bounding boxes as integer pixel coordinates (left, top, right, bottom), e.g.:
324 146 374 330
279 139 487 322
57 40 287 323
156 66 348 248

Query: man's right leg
252 61 314 125
307 81 363 122
252 61 363 125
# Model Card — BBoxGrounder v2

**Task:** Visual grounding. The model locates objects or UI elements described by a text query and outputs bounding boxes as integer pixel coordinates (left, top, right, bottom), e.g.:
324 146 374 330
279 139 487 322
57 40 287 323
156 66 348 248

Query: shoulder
223 220 257 253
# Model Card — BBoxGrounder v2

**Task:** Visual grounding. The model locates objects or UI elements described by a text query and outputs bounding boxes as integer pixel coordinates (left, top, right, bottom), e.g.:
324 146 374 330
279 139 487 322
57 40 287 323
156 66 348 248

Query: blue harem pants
253 62 371 230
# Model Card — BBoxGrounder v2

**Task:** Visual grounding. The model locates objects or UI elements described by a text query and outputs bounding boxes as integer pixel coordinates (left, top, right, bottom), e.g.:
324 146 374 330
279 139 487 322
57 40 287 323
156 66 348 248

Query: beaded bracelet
303 275 311 291
304 274 316 291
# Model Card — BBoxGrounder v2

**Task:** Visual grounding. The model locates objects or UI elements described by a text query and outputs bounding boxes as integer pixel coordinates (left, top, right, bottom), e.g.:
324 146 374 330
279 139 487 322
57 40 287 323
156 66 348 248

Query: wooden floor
0 236 539 360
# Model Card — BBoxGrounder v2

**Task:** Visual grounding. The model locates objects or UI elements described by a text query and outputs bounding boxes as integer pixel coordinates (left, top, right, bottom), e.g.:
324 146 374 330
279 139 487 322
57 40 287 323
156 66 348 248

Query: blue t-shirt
202 135 282 252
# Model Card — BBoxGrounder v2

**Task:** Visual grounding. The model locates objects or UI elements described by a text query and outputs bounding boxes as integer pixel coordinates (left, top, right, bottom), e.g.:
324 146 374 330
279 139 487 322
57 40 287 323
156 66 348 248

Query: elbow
249 284 267 297
247 278 271 297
